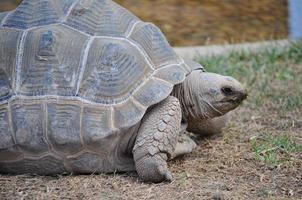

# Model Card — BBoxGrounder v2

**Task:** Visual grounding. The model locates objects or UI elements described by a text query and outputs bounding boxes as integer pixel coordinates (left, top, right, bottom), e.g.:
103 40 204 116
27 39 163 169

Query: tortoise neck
171 73 208 122
171 83 190 122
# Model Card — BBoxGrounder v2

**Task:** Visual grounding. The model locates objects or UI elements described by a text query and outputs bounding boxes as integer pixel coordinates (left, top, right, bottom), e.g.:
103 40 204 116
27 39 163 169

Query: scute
0 105 13 149
0 11 9 24
68 152 105 174
78 38 151 104
65 0 139 37
82 106 114 151
114 100 145 128
2 0 74 29
19 24 88 96
130 22 182 68
183 59 205 72
47 101 83 156
134 78 173 107
0 70 11 100
0 29 23 100
0 0 188 132
10 101 49 156
0 155 66 175
153 65 186 84
0 104 21 161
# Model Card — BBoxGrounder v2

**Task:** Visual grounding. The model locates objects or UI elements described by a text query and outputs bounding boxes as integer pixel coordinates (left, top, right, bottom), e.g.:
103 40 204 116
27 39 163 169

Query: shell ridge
43 102 54 152
131 97 147 111
94 0 112 36
151 77 174 88
7 101 17 146
99 0 139 37
14 30 28 93
60 23 91 37
79 105 85 147
61 0 81 22
0 12 11 27
130 22 182 68
109 107 116 130
76 37 95 94
125 38 155 71
126 21 142 38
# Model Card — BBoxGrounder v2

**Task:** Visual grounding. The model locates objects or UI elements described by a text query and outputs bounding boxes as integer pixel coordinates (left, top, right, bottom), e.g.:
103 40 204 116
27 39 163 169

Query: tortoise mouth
212 98 245 115
220 90 248 105
220 98 243 106
212 102 233 115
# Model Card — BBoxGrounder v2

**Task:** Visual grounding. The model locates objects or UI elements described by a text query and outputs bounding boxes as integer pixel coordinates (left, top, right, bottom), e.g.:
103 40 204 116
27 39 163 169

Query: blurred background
0 0 291 46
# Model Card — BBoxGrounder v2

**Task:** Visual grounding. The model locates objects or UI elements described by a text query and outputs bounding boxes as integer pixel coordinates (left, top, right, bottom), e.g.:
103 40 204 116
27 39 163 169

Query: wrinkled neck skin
172 72 220 121
171 72 226 135
186 115 228 136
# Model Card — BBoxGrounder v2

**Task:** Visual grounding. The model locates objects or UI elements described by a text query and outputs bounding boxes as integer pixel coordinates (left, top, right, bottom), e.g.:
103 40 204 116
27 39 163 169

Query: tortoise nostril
221 87 233 96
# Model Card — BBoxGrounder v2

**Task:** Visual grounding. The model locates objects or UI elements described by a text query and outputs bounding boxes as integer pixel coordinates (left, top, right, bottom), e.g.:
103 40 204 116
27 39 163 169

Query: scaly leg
133 96 181 182
171 133 197 159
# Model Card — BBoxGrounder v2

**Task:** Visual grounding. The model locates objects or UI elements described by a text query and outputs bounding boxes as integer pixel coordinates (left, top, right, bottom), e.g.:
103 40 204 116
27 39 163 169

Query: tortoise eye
221 87 234 96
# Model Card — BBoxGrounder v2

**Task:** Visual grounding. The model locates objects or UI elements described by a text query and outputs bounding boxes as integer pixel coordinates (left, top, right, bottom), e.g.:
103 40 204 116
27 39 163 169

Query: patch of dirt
0 0 288 46
0 104 301 199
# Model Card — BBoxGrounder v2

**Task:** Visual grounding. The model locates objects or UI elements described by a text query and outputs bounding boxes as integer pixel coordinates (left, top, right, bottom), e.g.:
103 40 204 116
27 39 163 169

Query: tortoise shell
0 0 199 165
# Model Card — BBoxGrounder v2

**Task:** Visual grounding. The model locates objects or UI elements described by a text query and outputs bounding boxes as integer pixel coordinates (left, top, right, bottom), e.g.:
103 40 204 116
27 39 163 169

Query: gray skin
0 0 247 183
133 70 247 182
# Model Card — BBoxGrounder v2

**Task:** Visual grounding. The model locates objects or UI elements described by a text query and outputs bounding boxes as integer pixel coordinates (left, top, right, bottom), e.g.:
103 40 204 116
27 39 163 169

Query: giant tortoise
0 0 247 182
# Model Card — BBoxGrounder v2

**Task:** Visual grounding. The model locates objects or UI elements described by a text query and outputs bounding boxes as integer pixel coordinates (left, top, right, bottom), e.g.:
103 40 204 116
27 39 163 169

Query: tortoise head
174 70 247 120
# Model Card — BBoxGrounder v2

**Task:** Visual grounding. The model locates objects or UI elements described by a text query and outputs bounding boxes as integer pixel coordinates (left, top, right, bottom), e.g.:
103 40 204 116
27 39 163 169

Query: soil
0 0 288 46
0 104 301 199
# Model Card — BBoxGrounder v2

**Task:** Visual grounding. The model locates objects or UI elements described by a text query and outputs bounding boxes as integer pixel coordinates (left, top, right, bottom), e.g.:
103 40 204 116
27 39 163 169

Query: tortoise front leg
133 96 181 182
171 133 197 159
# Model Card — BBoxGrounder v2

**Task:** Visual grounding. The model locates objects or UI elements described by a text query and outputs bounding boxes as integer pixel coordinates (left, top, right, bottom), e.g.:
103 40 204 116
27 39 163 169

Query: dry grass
1 42 302 199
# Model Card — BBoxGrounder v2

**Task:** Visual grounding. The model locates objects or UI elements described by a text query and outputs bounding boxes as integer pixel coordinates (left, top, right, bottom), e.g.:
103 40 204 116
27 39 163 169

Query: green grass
197 40 302 112
251 134 302 166
197 40 302 167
